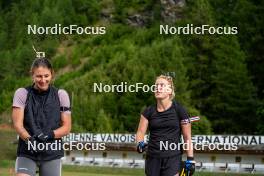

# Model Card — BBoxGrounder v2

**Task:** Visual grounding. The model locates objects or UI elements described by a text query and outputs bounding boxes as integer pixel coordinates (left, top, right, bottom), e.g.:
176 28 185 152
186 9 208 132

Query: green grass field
62 165 263 176
1 163 263 176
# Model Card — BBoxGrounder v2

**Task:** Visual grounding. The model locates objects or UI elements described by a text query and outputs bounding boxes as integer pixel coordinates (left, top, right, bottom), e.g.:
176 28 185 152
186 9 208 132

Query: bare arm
136 115 148 142
53 112 71 138
181 123 194 157
12 107 30 141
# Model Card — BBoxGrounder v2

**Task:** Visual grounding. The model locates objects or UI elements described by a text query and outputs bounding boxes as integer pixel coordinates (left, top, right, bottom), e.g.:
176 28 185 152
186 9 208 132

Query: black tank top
17 85 64 161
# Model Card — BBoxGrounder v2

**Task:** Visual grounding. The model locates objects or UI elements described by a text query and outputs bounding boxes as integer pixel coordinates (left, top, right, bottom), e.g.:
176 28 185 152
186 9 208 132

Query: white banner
191 135 264 145
62 133 264 145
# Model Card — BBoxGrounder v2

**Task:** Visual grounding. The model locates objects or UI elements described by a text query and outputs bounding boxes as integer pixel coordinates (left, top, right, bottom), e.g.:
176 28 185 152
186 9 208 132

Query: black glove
35 130 55 143
25 136 39 153
136 141 147 153
183 157 195 176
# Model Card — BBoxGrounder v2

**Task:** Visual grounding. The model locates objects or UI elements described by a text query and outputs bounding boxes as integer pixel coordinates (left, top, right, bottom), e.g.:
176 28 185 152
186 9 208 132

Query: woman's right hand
136 115 148 141
12 107 30 141
137 141 148 153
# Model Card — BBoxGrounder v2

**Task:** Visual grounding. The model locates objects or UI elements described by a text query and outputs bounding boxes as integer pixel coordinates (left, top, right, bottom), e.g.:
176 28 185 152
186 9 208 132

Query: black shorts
145 154 182 176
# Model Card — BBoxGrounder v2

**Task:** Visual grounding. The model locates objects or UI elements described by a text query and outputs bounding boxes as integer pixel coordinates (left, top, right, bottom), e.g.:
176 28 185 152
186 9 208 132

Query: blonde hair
155 75 175 100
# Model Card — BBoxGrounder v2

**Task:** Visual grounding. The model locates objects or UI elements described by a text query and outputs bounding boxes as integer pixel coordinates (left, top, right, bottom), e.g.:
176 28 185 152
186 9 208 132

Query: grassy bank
1 164 262 176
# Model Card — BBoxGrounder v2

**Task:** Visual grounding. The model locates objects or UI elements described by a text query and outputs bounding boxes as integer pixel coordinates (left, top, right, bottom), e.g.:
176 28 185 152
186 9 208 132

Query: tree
96 109 113 132
205 36 257 133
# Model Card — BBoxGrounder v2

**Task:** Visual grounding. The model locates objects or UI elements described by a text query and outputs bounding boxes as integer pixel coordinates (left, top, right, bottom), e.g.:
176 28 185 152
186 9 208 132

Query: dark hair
30 58 54 74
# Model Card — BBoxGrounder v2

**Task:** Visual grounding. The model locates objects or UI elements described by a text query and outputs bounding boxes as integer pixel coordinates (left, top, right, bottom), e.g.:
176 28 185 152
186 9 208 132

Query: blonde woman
136 75 195 176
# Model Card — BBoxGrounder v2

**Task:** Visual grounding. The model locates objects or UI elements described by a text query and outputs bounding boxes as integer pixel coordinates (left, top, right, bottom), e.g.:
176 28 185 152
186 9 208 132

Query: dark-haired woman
12 58 71 176
136 75 195 176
